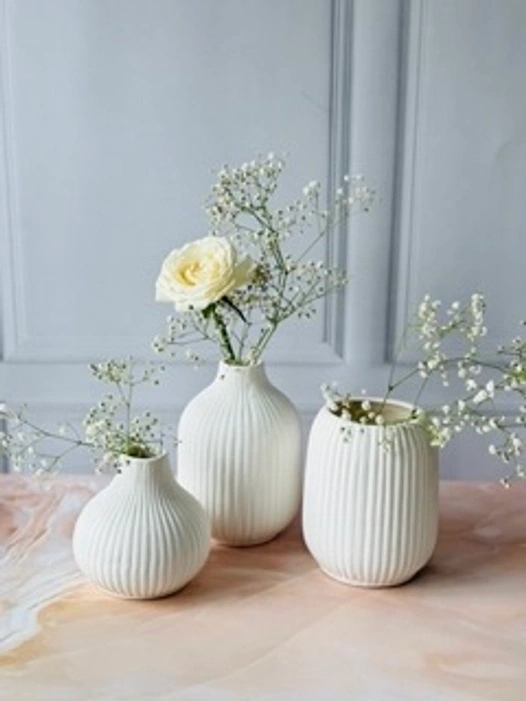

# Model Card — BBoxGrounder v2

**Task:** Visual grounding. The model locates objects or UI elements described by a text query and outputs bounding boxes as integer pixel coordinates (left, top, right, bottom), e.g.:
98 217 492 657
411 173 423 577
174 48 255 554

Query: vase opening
328 396 418 427
220 359 263 368
115 452 172 478
119 452 167 465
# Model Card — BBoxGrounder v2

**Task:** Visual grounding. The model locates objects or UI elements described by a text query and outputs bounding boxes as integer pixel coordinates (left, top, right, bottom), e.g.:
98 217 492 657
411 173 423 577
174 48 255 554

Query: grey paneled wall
1 0 524 479
390 0 526 478
2 0 331 362
392 0 526 355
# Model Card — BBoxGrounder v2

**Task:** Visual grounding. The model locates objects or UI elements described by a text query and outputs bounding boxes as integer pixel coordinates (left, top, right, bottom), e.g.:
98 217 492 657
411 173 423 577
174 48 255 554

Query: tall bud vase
177 362 302 546
72 454 210 599
303 399 439 587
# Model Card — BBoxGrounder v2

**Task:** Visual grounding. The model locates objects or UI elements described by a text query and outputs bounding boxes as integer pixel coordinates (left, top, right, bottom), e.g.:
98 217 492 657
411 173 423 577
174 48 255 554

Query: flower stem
211 306 237 363
251 321 278 363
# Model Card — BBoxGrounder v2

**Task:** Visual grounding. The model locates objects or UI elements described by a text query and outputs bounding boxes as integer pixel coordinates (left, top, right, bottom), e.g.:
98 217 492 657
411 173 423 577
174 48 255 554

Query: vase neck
216 361 269 387
116 454 174 490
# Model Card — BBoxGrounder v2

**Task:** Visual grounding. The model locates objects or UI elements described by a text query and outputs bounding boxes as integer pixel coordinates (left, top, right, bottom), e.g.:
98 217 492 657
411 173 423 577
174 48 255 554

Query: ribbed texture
177 363 302 546
303 403 439 587
72 455 210 599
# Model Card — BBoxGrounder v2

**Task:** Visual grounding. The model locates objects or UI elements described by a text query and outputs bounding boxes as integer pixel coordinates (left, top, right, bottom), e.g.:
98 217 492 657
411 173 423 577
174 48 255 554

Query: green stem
211 306 237 363
252 322 278 362
48 442 84 471
412 374 431 411
240 203 288 273
380 354 510 417
15 417 90 448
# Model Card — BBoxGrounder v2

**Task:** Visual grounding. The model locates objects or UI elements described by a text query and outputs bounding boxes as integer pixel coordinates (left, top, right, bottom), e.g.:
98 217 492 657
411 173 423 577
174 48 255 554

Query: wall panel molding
389 0 525 369
383 0 523 433
325 0 353 358
0 0 407 440
389 0 429 360
0 0 26 362
0 0 353 367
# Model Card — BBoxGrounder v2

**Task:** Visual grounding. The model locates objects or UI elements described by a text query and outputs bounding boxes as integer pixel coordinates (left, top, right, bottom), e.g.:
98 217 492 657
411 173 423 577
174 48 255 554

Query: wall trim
324 0 353 358
0 0 27 362
389 0 427 360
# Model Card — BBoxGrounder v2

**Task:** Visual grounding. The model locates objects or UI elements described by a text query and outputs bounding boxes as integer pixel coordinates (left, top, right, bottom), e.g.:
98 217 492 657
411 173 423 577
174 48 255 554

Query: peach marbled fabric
1 476 526 701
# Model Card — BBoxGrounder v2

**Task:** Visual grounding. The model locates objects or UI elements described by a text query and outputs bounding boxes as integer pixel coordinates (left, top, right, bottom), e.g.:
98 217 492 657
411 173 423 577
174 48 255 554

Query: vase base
86 580 192 601
213 531 282 548
320 566 422 589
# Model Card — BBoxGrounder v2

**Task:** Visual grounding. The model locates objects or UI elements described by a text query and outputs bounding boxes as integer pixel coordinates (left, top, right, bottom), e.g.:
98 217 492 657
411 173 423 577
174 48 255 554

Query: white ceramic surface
303 399 439 587
72 454 210 599
177 362 302 546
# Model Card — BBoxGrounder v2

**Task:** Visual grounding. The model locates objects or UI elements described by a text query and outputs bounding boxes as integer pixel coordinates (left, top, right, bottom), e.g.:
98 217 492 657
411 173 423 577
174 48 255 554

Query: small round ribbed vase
72 454 210 599
303 398 439 587
177 362 302 546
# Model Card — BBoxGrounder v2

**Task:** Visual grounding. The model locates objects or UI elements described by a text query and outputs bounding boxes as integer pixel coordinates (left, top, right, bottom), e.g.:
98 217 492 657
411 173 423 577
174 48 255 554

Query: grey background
1 0 524 478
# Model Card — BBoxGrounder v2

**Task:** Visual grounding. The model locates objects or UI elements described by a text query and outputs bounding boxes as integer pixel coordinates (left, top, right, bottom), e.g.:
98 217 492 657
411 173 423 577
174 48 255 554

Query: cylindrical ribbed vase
177 362 302 546
72 454 210 599
303 398 438 587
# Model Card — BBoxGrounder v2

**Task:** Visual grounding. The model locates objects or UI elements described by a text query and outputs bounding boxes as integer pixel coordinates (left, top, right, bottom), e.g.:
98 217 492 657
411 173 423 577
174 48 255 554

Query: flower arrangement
153 154 374 365
0 358 169 474
322 293 526 484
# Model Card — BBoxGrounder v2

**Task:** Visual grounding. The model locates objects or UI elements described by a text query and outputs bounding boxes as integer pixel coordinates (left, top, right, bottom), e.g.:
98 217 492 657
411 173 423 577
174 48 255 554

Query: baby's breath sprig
0 357 172 475
154 154 374 366
321 294 526 484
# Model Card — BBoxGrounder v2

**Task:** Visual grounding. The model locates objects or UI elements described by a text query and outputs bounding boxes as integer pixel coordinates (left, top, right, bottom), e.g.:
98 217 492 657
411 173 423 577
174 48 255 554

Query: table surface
1 476 525 701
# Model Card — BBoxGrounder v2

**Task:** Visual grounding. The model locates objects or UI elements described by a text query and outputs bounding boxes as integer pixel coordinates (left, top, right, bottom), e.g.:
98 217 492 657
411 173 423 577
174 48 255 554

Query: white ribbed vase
303 399 439 587
72 454 210 599
177 362 302 546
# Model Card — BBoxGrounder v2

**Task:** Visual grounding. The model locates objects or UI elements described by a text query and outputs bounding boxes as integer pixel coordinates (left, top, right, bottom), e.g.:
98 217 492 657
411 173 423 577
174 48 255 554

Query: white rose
155 236 254 312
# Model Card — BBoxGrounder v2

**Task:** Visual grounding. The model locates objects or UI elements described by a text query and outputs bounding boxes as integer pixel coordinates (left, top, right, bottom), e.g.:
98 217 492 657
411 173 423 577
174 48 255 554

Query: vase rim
218 360 265 371
322 396 422 427
118 451 168 466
